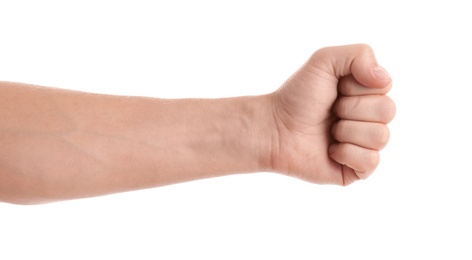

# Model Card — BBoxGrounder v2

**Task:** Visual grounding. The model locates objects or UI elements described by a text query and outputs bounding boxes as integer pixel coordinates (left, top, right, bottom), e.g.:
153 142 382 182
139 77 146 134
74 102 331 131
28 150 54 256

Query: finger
340 165 361 186
329 143 379 180
308 44 392 89
338 75 392 96
334 95 396 123
331 120 390 150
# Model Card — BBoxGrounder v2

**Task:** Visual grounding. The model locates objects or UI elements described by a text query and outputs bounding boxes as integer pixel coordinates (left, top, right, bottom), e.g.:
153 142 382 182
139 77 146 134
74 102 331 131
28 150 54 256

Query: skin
0 44 395 205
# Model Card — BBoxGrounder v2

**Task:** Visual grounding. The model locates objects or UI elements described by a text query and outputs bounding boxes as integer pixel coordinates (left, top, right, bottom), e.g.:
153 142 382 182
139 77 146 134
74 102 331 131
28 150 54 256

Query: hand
268 44 395 185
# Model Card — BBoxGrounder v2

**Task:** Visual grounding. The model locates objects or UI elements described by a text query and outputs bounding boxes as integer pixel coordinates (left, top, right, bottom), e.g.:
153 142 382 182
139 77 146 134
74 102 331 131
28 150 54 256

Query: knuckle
365 150 380 170
377 95 396 123
356 43 373 54
374 125 390 149
355 43 375 64
383 82 393 93
309 47 336 75
310 47 331 65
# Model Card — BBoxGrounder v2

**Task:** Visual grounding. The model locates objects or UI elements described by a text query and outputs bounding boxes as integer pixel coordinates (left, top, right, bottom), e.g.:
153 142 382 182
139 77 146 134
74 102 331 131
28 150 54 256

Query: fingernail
372 66 391 80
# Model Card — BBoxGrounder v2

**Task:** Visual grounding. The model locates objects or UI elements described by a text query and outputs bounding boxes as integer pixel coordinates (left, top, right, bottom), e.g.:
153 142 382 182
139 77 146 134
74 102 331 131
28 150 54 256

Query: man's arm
0 44 395 204
0 82 273 204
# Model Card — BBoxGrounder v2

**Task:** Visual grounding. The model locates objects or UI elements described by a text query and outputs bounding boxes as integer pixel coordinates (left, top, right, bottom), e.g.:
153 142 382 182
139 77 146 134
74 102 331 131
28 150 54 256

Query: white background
1 0 471 259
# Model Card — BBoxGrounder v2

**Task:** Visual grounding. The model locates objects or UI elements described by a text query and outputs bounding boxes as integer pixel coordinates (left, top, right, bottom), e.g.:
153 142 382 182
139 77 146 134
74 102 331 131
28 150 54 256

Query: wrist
237 94 276 173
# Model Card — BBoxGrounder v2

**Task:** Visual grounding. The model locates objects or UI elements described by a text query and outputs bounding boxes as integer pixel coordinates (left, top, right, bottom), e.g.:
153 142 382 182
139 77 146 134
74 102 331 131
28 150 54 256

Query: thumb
308 44 391 88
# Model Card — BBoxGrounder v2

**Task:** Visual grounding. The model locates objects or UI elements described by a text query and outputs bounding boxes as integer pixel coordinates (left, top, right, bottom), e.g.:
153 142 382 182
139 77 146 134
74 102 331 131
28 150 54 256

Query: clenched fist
268 44 395 186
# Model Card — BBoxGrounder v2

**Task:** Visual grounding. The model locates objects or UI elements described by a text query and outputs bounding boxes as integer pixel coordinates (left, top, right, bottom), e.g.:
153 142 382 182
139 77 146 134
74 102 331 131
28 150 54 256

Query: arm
0 83 273 204
0 44 395 204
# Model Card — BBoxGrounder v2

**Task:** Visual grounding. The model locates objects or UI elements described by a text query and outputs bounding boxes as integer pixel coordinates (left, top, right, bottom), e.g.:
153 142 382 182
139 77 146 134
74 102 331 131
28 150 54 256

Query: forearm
0 82 273 204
